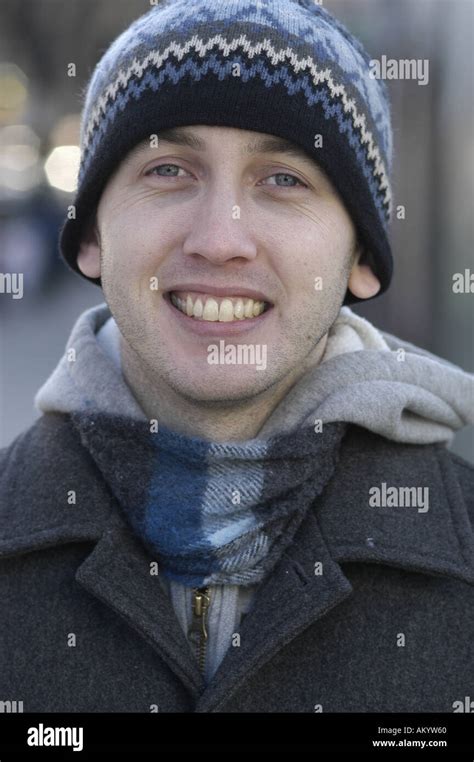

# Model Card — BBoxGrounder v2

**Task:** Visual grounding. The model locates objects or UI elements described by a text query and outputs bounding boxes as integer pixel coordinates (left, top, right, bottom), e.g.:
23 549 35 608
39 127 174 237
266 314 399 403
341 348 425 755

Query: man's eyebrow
244 134 313 163
127 128 314 164
129 127 206 161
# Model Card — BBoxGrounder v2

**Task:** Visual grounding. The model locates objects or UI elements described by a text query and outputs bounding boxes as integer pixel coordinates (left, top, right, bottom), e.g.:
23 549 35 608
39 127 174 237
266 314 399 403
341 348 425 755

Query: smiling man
77 124 379 441
1 0 474 715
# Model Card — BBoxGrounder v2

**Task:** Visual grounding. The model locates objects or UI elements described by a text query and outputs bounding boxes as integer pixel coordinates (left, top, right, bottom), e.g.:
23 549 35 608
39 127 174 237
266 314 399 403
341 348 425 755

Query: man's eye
262 173 307 188
145 163 188 178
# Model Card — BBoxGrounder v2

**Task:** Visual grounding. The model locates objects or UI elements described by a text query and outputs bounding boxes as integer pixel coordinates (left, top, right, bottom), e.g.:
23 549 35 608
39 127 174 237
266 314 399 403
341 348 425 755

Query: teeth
193 297 203 318
244 299 254 318
219 299 234 322
233 299 244 320
170 292 268 322
202 298 219 321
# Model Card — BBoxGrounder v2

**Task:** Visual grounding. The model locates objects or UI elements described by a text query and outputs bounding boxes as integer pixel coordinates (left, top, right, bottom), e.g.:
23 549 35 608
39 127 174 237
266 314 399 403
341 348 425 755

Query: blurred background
0 0 473 458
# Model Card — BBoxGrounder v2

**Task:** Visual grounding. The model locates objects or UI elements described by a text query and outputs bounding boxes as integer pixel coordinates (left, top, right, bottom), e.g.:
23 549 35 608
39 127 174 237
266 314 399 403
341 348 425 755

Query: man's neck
120 335 328 442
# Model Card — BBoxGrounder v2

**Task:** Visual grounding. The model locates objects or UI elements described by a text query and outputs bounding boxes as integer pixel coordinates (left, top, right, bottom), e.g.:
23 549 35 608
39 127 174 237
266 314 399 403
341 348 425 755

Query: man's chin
165 372 274 406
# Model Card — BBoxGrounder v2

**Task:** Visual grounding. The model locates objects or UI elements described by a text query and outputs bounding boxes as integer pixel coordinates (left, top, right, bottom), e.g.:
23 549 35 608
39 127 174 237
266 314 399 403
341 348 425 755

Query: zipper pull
189 587 211 675
192 587 210 639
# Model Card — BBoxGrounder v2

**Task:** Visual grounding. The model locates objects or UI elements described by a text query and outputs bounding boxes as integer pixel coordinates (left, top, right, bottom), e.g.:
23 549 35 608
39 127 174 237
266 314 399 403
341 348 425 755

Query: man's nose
182 183 258 265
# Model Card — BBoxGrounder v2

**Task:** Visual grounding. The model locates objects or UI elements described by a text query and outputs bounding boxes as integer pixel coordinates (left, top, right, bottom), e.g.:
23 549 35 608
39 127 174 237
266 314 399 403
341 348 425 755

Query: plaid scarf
71 412 346 587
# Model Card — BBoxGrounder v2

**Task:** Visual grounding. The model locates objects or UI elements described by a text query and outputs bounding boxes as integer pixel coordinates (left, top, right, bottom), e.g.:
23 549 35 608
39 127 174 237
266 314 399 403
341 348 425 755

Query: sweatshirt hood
35 302 474 445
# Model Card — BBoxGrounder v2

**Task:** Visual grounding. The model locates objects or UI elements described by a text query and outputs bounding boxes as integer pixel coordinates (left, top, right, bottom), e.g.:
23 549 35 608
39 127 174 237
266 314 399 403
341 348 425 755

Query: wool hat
60 0 394 303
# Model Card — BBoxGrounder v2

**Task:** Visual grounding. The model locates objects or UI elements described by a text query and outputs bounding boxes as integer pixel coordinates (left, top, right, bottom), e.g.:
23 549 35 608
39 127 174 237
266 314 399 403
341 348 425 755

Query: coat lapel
74 526 206 698
195 507 353 711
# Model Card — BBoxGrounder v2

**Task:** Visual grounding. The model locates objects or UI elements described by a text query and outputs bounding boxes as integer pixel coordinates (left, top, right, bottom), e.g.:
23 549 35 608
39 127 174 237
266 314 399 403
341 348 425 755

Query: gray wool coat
1 412 473 713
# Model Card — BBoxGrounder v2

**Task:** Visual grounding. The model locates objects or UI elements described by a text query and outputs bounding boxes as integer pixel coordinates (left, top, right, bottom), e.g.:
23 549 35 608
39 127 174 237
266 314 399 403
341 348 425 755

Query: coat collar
1 413 474 709
319 428 474 585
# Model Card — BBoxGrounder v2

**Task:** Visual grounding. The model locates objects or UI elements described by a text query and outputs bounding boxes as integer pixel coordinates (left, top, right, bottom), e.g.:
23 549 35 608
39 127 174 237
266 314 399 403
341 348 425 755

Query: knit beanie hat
60 0 394 304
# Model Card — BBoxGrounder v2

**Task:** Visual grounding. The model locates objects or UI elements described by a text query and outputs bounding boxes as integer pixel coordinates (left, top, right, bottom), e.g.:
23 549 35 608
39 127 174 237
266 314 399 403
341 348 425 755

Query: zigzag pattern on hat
80 35 392 218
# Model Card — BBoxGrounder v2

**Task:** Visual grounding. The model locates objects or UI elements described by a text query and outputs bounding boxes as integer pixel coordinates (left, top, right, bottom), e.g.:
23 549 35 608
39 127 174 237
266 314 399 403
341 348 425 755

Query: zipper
188 586 211 676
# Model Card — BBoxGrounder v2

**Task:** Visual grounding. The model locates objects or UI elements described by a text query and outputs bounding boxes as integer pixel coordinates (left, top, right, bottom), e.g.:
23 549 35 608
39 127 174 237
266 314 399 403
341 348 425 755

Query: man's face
78 125 378 403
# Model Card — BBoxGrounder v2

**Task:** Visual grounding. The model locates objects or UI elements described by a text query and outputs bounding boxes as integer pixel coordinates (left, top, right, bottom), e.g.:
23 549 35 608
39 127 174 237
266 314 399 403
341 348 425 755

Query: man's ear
347 244 381 300
77 219 101 279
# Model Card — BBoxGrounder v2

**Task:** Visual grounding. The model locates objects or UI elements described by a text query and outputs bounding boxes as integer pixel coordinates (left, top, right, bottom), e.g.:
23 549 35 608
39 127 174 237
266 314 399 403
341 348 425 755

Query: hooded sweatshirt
34 303 474 683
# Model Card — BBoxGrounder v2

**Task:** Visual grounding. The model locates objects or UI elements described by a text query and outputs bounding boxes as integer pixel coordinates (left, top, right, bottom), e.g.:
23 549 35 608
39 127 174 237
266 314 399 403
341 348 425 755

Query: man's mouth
166 290 273 323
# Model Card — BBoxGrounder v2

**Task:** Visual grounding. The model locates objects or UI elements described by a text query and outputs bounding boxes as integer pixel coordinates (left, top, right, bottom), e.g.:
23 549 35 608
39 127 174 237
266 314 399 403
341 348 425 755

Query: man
1 0 473 713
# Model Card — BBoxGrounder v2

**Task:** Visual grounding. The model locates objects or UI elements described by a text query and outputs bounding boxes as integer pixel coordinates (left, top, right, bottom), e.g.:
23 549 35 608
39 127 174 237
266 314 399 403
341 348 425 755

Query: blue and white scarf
71 412 346 587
